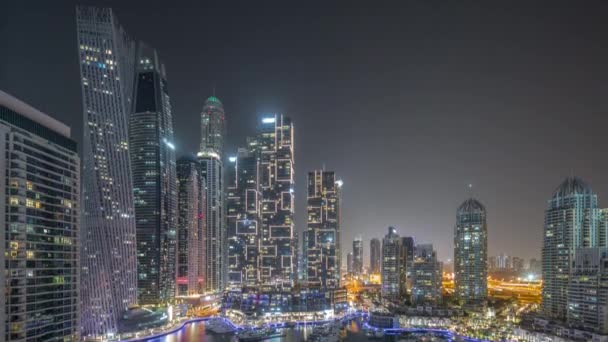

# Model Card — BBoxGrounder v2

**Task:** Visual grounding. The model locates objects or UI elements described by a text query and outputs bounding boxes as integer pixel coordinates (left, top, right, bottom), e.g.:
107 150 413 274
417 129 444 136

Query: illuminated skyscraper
0 91 80 341
370 238 381 274
353 238 363 275
226 148 261 290
176 157 205 295
305 170 342 289
76 6 137 337
454 198 488 307
347 252 354 274
198 96 226 292
252 115 295 288
411 244 442 305
129 44 177 304
382 226 402 300
542 177 606 320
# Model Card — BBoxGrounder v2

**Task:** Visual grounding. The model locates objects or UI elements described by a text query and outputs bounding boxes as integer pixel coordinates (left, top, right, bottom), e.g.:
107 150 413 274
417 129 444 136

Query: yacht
205 317 236 334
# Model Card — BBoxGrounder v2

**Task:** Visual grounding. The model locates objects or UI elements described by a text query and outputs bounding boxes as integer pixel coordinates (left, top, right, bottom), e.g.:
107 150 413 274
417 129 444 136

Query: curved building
542 177 603 320
454 198 488 307
198 96 226 291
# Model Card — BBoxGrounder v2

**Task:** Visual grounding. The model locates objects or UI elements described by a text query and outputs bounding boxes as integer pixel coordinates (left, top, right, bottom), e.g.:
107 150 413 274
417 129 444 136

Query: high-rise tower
176 157 205 295
370 238 381 274
305 170 342 289
542 177 606 320
129 44 177 305
253 115 295 288
0 91 80 341
76 6 138 337
198 96 226 291
454 198 488 307
353 238 363 275
381 226 402 300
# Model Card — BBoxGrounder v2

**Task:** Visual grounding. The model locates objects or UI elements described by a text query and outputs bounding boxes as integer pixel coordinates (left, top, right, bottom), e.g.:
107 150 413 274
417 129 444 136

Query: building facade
198 96 226 292
454 198 488 307
76 6 138 337
0 91 80 341
347 252 353 274
253 115 296 288
226 148 261 290
353 237 363 275
542 177 606 320
411 244 442 305
381 226 402 301
176 157 205 296
370 238 381 274
567 247 608 334
400 236 415 298
129 44 177 304
305 170 342 289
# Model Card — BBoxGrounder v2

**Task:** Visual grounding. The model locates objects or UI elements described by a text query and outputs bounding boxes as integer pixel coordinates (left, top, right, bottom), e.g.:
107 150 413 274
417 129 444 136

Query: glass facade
454 198 488 307
305 170 341 290
129 44 177 305
76 6 138 337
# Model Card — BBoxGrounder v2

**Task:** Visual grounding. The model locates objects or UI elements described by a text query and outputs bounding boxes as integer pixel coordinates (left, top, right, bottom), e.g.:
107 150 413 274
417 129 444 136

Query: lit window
26 199 34 208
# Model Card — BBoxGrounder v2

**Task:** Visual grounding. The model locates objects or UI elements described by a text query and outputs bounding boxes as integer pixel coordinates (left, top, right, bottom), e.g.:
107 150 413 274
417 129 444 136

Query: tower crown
457 198 485 213
552 176 592 199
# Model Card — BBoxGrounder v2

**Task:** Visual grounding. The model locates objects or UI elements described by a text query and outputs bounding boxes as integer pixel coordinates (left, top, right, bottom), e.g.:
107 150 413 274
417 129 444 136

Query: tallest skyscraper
198 96 226 291
76 6 137 338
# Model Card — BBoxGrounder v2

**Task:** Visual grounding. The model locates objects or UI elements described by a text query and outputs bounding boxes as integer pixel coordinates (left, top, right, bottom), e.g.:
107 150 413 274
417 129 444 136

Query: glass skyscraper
226 148 261 290
381 226 402 301
76 6 138 337
542 177 606 320
198 96 226 292
370 238 381 274
353 237 363 275
0 91 80 341
454 198 488 307
129 44 177 305
305 170 342 290
176 157 205 296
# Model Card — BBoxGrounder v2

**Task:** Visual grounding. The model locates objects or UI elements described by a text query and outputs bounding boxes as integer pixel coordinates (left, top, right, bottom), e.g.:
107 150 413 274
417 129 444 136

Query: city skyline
5 2 608 263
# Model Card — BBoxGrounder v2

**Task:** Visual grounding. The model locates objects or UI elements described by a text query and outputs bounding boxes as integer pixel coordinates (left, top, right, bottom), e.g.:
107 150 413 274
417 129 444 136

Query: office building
542 177 606 320
567 247 608 334
370 238 381 274
176 157 205 296
226 148 261 289
400 236 415 297
353 237 363 275
454 198 488 307
305 170 342 289
198 96 226 292
76 6 138 336
0 91 80 341
411 244 442 305
382 226 402 301
129 44 177 304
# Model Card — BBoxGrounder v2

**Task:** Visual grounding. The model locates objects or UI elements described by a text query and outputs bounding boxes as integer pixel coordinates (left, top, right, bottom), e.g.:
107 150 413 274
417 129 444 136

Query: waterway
138 318 480 342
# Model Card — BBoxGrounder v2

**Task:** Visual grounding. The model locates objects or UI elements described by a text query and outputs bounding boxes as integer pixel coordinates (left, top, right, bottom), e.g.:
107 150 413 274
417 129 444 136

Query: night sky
2 1 608 264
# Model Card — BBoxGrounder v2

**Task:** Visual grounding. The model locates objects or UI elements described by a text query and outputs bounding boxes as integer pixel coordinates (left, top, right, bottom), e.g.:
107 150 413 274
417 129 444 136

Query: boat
365 329 385 339
236 328 285 341
204 317 236 334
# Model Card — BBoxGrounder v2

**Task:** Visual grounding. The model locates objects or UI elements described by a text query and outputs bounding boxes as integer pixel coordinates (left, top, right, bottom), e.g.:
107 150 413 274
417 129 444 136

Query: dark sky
2 1 608 263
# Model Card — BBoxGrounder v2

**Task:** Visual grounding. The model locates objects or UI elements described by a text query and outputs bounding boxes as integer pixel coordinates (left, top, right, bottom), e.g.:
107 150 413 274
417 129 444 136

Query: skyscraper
347 252 354 274
454 198 488 307
76 6 138 337
0 91 80 341
353 237 363 275
305 170 342 289
370 238 381 274
129 44 177 305
226 148 261 290
197 96 226 292
400 236 415 298
411 244 442 306
176 157 205 296
253 115 295 288
382 226 402 301
542 177 606 320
